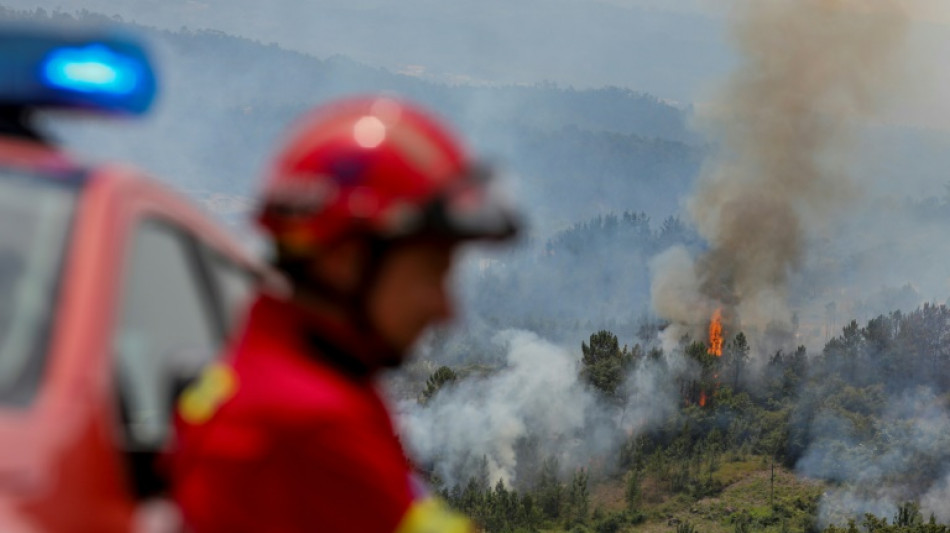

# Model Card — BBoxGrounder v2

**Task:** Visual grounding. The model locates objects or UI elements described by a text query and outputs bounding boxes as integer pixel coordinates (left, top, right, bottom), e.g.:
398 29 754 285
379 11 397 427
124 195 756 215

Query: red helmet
257 96 519 253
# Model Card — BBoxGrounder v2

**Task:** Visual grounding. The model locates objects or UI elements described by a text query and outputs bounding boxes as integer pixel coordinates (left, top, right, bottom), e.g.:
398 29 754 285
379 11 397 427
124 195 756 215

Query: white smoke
797 388 950 527
397 329 679 488
922 475 950 524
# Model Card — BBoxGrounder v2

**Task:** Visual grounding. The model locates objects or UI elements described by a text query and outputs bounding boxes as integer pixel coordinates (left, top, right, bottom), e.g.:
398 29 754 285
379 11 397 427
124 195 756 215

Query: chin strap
279 237 405 370
348 237 390 331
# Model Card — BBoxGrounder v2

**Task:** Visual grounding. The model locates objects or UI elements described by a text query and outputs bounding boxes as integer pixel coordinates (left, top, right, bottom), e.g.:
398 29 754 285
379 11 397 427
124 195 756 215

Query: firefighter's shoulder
178 362 239 425
193 343 378 430
396 498 474 533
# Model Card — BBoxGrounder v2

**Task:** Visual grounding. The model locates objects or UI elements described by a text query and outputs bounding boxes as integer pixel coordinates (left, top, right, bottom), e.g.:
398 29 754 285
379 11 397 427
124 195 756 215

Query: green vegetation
421 366 458 404
825 502 950 533
581 330 636 401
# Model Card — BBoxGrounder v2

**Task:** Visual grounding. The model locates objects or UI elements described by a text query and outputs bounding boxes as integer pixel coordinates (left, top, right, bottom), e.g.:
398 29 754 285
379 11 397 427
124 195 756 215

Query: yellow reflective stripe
394 498 472 533
178 363 238 424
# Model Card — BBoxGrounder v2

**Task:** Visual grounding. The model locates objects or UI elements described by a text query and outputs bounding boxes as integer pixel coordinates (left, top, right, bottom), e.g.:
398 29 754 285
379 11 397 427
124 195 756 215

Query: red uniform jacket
170 293 468 533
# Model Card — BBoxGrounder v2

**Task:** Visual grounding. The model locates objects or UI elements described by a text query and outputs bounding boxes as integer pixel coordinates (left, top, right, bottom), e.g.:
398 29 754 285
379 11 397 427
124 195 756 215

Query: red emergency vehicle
0 25 264 532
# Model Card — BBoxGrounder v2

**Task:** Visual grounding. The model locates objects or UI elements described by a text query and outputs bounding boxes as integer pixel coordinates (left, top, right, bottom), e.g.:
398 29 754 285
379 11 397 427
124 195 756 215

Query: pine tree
421 365 457 403
580 330 634 399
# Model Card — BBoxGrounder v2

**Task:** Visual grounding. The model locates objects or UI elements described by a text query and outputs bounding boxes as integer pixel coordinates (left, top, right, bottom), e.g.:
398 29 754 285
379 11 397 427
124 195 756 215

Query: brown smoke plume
651 0 909 351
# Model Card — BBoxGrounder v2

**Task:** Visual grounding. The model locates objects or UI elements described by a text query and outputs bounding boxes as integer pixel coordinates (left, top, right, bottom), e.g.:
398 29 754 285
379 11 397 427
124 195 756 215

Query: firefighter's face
367 240 456 358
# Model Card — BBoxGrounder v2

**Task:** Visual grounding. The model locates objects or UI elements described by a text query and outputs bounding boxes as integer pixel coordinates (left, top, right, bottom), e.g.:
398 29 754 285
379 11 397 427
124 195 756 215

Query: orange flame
699 390 707 407
708 309 724 357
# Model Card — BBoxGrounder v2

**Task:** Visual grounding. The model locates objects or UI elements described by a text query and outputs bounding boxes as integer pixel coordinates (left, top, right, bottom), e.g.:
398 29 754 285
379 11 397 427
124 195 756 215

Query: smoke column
651 0 909 349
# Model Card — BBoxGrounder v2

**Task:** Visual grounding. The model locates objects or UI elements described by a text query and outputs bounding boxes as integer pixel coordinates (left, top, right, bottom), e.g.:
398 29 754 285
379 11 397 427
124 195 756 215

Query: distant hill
0 0 734 102
3 6 703 233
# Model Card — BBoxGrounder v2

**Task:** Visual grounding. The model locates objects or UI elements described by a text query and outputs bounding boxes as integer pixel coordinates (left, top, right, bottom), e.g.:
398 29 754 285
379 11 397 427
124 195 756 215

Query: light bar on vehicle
0 24 157 115
43 44 143 95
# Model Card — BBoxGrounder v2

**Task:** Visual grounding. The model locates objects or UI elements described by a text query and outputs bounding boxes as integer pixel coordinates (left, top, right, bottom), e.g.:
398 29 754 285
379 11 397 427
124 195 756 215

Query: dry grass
576 455 824 533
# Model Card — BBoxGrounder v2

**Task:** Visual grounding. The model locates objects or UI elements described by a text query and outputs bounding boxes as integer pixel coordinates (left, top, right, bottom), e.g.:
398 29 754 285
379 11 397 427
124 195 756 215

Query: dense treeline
825 503 950 533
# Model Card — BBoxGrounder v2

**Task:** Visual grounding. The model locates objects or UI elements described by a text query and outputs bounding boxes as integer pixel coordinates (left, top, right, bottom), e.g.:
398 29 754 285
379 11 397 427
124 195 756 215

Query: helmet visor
397 163 521 242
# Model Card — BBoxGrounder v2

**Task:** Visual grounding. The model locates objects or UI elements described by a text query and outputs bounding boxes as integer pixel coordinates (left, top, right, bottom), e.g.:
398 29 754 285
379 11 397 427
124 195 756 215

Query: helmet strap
349 236 398 349
282 236 404 365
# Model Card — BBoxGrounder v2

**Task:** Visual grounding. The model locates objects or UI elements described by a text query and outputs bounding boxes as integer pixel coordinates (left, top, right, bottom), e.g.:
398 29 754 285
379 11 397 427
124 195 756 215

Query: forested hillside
409 305 950 532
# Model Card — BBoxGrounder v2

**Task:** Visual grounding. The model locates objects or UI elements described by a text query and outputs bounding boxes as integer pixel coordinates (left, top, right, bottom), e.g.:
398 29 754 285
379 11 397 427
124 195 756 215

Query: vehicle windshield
0 169 76 406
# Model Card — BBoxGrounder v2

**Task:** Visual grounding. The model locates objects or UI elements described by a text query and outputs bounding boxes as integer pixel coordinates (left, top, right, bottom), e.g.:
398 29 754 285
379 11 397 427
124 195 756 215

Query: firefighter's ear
308 237 369 292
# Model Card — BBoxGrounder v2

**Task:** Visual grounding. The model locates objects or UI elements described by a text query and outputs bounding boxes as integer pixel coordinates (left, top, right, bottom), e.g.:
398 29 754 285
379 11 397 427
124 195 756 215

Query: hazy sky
605 0 950 23
12 0 945 130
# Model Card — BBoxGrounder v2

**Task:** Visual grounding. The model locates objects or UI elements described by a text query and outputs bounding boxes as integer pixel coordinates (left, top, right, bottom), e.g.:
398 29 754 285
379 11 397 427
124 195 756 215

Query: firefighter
170 96 520 532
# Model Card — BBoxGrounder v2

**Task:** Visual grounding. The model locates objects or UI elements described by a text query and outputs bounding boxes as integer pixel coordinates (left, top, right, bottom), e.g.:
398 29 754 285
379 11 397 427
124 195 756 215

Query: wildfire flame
708 309 724 357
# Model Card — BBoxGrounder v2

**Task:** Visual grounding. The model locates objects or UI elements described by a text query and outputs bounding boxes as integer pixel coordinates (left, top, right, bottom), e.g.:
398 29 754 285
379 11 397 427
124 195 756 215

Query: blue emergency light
0 24 157 115
43 44 143 96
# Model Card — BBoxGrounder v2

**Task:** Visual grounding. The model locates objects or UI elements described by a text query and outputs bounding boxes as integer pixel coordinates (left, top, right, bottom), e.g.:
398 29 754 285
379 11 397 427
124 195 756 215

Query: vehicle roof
0 135 267 278
0 137 84 179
